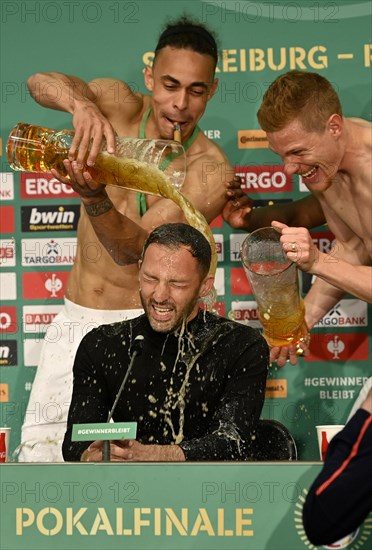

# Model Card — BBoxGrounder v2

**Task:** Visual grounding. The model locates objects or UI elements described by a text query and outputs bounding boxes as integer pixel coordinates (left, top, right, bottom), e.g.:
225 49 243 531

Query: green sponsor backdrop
1 463 372 549
0 1 371 460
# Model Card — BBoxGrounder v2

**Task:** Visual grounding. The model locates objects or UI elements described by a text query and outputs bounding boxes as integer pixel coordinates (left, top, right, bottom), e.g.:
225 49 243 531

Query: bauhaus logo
234 165 292 193
20 173 79 199
230 300 261 328
21 205 80 232
0 239 16 266
23 305 63 334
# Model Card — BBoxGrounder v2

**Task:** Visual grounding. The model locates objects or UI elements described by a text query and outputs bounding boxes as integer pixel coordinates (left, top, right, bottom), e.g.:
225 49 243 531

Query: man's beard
140 293 200 334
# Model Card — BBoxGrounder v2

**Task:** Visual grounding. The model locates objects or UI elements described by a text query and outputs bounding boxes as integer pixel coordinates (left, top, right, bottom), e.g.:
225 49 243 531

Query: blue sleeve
302 409 372 545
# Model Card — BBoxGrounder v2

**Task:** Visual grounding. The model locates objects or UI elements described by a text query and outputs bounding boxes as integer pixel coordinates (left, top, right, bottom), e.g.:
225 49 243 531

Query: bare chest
320 172 372 255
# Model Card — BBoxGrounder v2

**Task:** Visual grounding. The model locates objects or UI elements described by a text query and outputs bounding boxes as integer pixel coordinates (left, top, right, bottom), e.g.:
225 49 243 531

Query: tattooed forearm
83 197 114 217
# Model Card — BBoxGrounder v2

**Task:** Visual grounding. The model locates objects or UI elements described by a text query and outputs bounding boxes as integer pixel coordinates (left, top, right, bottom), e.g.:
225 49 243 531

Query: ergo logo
234 165 292 192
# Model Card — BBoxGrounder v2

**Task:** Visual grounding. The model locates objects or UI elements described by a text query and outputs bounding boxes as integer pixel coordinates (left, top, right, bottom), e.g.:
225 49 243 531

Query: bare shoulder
348 116 372 128
347 117 372 147
190 130 230 162
88 77 145 122
180 132 233 222
187 131 233 183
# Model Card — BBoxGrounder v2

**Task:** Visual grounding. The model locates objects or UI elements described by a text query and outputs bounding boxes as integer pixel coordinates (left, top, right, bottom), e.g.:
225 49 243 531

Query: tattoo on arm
83 197 113 217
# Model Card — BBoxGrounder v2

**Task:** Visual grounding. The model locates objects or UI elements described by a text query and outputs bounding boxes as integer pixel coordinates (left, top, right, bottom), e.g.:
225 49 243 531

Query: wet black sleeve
62 333 111 461
179 332 269 461
302 409 372 545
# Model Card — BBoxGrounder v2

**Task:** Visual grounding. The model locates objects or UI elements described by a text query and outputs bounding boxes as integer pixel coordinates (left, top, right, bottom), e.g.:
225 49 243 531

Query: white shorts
18 298 143 462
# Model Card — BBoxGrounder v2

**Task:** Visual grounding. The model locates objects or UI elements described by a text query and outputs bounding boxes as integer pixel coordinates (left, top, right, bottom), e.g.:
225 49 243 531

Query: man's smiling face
144 46 217 142
267 116 343 192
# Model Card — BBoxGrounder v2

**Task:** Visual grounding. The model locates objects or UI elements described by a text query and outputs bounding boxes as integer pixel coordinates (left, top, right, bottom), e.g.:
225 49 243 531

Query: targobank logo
230 233 246 262
22 238 77 266
0 173 14 200
315 300 368 328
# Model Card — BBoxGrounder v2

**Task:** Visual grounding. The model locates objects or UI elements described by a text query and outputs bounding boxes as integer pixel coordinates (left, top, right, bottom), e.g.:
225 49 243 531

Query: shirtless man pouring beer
19 16 234 461
256 71 372 366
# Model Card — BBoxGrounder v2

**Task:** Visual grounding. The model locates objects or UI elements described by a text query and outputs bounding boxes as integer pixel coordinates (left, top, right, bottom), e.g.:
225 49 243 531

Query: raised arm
268 219 371 367
304 262 371 331
223 181 326 231
28 72 97 113
52 138 230 266
27 71 117 165
81 192 149 265
304 252 372 310
272 221 372 311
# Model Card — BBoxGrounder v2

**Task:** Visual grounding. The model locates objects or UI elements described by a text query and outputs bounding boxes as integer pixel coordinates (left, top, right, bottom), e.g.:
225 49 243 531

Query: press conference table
1 462 371 550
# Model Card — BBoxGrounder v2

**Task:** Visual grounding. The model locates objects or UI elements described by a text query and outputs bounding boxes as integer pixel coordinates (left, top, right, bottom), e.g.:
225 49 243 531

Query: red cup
316 425 344 460
0 428 11 463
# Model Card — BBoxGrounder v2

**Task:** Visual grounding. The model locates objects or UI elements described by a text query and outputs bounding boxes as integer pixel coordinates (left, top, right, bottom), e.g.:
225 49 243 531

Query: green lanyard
136 107 200 216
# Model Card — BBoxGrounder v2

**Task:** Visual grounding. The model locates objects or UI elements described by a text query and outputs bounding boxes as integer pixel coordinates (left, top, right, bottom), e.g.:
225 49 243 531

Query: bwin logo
0 346 10 359
29 207 75 225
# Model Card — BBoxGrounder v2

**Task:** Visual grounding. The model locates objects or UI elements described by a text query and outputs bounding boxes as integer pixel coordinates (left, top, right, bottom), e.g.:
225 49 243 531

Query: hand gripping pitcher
7 122 186 191
241 227 309 354
6 122 218 283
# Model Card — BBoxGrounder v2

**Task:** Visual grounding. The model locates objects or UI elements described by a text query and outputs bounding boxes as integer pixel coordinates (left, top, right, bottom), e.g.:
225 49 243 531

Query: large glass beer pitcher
7 122 186 191
241 227 308 353
6 122 218 282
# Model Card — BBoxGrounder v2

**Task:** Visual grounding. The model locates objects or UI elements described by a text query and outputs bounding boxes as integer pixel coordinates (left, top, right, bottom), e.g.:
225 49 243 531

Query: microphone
102 335 144 462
